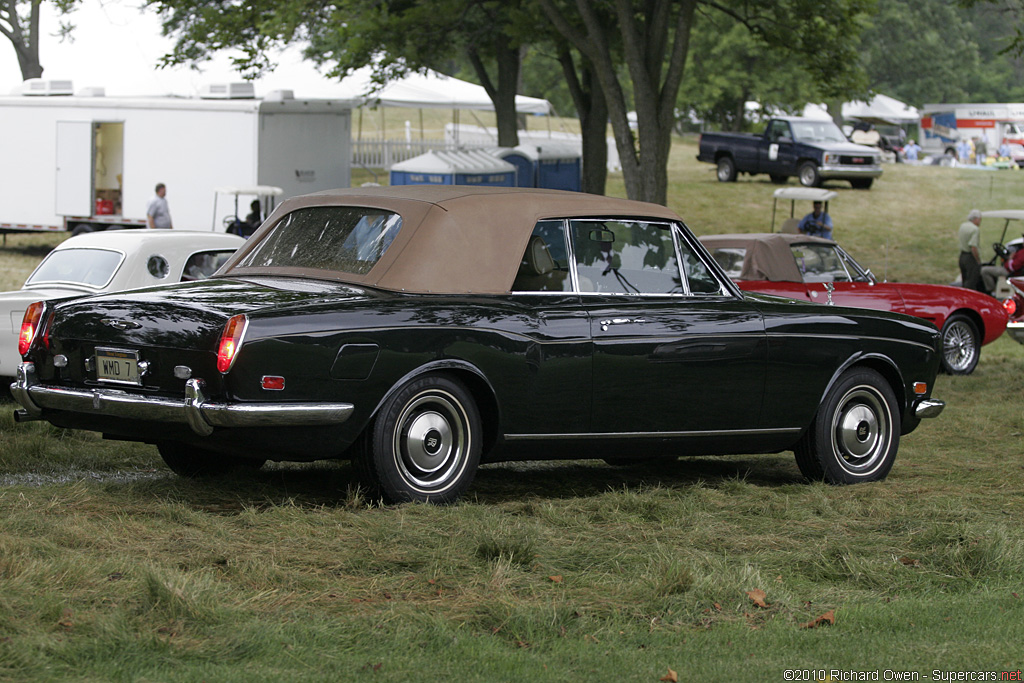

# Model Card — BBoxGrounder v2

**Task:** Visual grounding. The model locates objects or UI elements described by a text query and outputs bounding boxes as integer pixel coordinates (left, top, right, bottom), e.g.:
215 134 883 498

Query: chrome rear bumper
11 362 354 437
1007 321 1024 345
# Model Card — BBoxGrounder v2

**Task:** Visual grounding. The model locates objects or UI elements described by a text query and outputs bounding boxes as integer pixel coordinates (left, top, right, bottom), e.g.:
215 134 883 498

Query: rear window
230 207 402 275
26 248 124 288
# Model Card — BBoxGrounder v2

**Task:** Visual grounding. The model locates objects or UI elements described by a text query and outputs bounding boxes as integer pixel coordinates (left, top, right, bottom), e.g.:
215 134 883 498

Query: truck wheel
716 156 738 182
70 224 96 237
798 162 821 187
850 178 874 190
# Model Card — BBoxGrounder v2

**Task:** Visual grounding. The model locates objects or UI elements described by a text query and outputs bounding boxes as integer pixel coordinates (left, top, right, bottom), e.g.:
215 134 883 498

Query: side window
511 220 573 293
791 244 850 283
570 220 681 294
677 235 724 294
770 121 791 141
181 250 237 282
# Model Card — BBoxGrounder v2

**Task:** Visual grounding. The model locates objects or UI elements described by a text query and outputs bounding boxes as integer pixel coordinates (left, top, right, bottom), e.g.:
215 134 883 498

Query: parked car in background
697 117 883 188
0 229 245 378
700 232 1008 375
1004 276 1024 344
12 187 945 504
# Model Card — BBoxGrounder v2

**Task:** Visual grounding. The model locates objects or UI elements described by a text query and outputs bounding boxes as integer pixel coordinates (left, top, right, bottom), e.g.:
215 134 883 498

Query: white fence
351 138 470 169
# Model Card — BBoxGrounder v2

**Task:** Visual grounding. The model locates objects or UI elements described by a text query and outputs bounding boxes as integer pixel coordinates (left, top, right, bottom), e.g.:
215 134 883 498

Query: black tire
716 156 738 182
157 441 266 477
940 313 980 375
769 174 788 184
794 368 900 484
70 224 96 237
355 374 481 504
797 161 821 187
850 178 874 190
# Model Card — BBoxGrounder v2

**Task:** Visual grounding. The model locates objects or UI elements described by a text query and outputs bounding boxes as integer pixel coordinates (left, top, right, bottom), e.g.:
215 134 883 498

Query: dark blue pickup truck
697 117 883 189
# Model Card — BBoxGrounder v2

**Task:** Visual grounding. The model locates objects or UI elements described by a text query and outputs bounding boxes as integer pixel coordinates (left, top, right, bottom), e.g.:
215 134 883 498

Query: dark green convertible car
12 187 945 503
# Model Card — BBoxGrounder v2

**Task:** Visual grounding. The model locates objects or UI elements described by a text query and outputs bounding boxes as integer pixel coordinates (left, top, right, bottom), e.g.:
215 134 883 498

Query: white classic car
1 229 245 378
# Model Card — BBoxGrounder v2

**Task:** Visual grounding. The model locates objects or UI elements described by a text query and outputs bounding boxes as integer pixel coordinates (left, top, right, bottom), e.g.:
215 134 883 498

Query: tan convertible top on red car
224 186 683 294
699 232 838 282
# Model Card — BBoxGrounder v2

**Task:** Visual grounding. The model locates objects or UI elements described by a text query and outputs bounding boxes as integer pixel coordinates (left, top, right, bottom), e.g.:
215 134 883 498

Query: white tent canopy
328 67 551 115
842 94 919 125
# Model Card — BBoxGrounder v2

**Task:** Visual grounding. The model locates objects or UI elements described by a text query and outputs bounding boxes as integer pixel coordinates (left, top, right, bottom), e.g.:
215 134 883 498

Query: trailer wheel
70 224 95 237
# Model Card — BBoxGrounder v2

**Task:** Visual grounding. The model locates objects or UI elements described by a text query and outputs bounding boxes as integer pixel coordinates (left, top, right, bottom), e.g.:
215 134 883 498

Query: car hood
800 140 879 155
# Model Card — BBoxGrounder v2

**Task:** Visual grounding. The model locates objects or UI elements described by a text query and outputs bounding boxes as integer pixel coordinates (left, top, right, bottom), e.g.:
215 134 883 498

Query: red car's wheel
940 313 980 375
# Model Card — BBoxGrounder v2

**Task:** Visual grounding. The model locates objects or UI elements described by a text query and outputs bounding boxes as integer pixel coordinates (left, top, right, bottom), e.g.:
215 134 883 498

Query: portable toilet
489 147 535 187
389 150 516 187
515 142 582 192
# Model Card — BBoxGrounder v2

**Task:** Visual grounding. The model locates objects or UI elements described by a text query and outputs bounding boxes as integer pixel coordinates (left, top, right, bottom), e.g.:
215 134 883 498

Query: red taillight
1004 297 1018 317
217 314 248 373
18 302 45 356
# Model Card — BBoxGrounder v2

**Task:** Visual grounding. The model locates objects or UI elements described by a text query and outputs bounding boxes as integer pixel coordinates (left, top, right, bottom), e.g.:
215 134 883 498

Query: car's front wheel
940 313 980 375
794 368 900 484
157 442 266 477
356 374 482 504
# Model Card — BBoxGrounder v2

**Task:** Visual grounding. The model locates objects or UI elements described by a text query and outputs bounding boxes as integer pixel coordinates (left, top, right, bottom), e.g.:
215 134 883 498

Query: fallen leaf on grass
746 589 769 608
898 556 921 567
800 610 836 629
549 575 563 583
57 608 73 630
660 668 678 682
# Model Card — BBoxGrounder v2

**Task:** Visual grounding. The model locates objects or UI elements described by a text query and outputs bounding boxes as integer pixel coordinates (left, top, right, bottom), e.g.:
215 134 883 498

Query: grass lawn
1 140 1023 681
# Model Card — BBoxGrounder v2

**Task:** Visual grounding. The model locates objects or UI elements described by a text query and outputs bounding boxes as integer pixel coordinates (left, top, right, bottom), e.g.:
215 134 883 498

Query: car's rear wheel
716 156 738 182
157 441 266 477
940 313 980 375
356 374 481 504
798 161 821 187
794 368 900 484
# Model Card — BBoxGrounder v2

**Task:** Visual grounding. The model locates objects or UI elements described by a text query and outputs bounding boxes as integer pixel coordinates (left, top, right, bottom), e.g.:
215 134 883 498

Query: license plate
95 347 141 385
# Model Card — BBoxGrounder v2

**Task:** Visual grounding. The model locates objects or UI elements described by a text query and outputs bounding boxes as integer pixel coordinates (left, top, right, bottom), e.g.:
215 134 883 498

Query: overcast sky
0 1 339 97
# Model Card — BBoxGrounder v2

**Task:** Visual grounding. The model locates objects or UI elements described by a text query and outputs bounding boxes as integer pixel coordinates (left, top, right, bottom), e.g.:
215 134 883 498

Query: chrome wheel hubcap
394 389 469 492
831 385 890 475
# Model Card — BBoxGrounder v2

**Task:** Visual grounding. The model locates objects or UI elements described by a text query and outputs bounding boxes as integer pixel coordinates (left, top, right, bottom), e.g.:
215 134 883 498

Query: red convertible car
700 233 1007 375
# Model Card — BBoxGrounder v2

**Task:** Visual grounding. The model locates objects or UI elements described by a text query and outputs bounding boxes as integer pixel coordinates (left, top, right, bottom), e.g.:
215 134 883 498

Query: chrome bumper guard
11 362 354 437
914 398 945 419
1006 321 1024 345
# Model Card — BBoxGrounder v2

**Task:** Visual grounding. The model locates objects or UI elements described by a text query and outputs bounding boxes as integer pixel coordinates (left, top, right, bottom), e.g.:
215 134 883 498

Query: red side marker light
1003 297 1017 317
217 314 248 373
261 376 285 391
19 301 45 356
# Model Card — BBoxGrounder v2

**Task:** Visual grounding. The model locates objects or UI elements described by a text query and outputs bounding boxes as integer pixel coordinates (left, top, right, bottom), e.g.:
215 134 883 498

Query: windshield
229 207 402 276
25 248 124 288
789 120 849 144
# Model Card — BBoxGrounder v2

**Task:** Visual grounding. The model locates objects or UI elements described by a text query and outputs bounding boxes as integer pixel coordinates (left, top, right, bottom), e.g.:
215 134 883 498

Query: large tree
148 0 538 147
1 0 77 80
537 0 872 205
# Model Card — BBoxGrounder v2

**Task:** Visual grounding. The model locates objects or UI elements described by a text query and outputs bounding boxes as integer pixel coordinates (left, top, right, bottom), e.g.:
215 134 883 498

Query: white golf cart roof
214 185 285 197
772 188 839 202
980 210 1024 221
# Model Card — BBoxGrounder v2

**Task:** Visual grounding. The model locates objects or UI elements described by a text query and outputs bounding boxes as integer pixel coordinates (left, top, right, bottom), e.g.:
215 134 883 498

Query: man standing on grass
958 209 984 292
146 183 173 229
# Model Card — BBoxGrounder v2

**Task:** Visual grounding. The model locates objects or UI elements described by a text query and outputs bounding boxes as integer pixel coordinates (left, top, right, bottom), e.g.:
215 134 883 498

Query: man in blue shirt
798 201 834 239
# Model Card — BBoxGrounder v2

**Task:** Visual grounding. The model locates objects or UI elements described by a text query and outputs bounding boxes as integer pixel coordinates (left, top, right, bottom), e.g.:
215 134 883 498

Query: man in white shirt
146 183 173 229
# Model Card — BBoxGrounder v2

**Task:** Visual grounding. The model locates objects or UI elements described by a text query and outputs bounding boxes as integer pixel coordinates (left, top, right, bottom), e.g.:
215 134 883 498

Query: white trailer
0 84 352 236
919 103 1024 157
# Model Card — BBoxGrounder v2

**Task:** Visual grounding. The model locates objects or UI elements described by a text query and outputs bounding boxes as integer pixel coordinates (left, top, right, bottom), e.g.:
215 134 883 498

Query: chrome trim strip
10 363 354 437
914 398 945 419
504 427 802 441
767 332 937 353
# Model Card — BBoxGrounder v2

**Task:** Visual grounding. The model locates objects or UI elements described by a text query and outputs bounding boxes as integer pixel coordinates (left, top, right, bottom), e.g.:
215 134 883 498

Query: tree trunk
4 0 45 80
468 43 521 147
558 49 608 195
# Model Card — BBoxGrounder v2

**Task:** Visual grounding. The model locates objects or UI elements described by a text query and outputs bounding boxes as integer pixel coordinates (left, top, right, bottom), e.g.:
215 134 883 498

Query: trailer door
55 121 94 217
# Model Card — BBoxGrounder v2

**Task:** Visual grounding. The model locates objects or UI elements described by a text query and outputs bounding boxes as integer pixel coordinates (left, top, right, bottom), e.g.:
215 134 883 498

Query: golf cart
770 187 838 233
213 185 284 237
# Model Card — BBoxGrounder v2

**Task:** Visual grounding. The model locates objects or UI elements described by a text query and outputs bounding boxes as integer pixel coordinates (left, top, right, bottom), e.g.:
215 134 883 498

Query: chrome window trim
671 222 732 297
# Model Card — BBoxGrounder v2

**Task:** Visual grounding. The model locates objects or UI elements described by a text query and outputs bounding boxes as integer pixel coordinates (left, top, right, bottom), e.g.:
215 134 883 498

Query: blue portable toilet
489 147 535 187
390 150 516 187
515 142 582 192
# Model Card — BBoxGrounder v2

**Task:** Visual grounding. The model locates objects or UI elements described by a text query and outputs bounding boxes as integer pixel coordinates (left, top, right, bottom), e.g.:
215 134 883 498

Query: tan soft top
226 186 683 294
698 233 837 282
